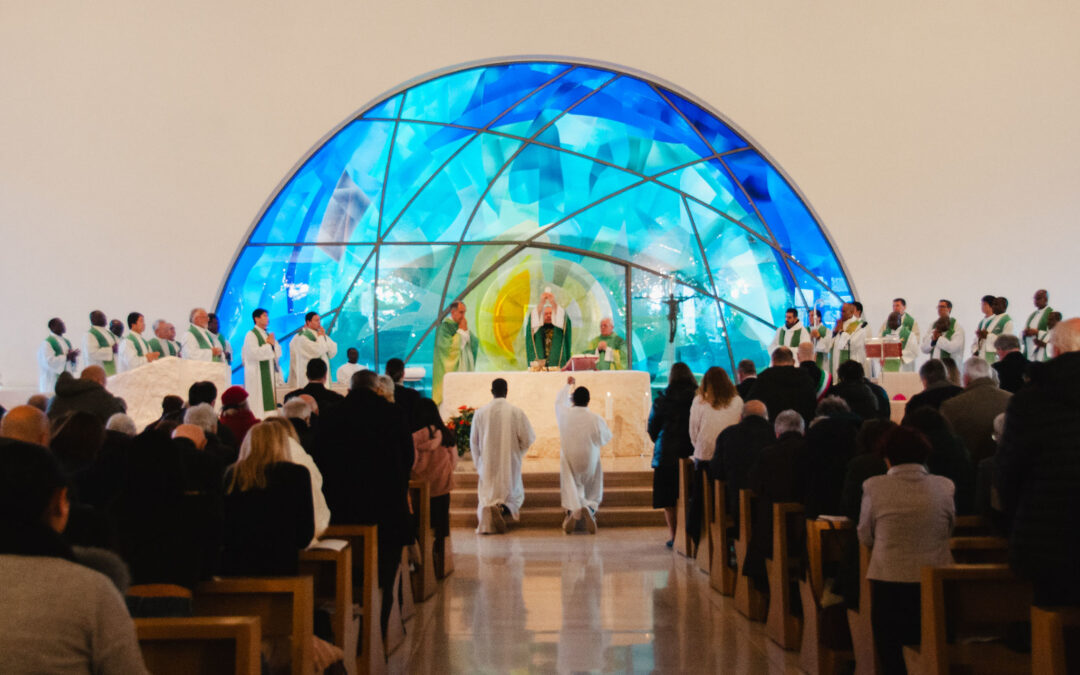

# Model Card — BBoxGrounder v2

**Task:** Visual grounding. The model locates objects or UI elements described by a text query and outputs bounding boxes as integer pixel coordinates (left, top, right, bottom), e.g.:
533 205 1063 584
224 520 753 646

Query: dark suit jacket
394 384 422 430
940 378 1012 464
286 381 345 415
744 431 808 587
747 366 818 422
993 351 1029 394
905 381 964 413
736 377 757 401
709 415 775 532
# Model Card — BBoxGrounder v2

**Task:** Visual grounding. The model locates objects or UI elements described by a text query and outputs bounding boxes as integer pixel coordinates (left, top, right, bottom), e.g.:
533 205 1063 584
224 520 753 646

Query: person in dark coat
744 410 808 593
826 361 879 421
905 359 964 413
903 407 975 515
747 347 818 423
996 319 1080 607
46 368 126 424
187 381 238 451
991 334 1029 394
316 369 413 631
709 400 774 537
940 357 1012 465
284 358 344 415
648 362 697 548
735 359 758 400
385 358 421 429
803 397 861 519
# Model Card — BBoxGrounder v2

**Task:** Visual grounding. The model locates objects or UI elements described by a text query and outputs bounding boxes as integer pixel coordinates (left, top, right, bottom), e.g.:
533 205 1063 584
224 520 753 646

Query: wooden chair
902 564 1032 675
674 457 695 557
765 502 805 650
949 535 1009 564
734 489 767 621
709 480 736 596
847 544 879 675
135 616 261 675
322 524 385 675
193 576 314 675
298 543 352 654
695 471 714 574
408 479 438 601
800 517 856 675
1031 606 1080 675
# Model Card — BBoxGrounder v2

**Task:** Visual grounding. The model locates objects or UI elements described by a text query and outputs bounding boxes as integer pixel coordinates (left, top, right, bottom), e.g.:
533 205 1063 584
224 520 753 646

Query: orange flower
458 405 468 411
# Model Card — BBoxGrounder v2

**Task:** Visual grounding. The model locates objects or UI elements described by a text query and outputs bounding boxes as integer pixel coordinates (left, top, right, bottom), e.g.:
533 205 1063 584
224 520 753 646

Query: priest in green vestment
432 300 478 405
586 317 626 370
880 311 919 372
525 292 572 369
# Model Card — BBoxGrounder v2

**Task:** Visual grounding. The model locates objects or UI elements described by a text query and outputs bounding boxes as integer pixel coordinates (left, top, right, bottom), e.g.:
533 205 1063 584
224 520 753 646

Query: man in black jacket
735 359 758 400
386 358 421 429
46 367 126 424
747 347 818 423
709 400 773 535
285 358 344 414
997 318 1080 607
992 334 1029 394
904 359 964 413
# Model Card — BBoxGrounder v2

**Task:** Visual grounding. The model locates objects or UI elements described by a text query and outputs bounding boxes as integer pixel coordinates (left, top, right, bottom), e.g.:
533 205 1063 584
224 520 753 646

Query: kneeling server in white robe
555 378 612 534
470 378 536 534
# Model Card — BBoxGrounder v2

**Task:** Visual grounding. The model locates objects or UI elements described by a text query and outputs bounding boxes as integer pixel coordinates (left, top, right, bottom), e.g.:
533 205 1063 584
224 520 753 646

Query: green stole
812 325 829 370
991 314 1011 335
46 334 72 356
89 327 117 375
126 333 145 357
188 325 222 362
935 318 957 362
526 317 571 368
900 313 915 332
880 326 911 372
589 334 625 370
779 326 803 348
976 316 996 362
149 338 177 356
1024 307 1052 359
250 328 276 412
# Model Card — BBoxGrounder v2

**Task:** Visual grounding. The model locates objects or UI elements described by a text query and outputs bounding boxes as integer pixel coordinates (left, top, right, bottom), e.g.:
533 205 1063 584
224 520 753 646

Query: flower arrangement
447 405 475 458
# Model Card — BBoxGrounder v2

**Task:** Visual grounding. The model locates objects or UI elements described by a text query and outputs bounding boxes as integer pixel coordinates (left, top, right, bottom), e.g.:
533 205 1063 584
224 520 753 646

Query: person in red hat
219 386 258 445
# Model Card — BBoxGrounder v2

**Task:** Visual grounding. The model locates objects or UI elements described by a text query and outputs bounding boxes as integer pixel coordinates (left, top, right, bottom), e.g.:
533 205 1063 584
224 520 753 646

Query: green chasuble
525 315 572 369
188 325 223 363
880 325 912 373
432 319 478 405
250 328 276 412
586 333 626 370
811 325 829 371
148 338 178 357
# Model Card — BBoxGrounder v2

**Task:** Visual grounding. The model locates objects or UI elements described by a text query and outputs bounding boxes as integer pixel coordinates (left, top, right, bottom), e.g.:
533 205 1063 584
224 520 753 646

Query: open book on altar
562 354 599 371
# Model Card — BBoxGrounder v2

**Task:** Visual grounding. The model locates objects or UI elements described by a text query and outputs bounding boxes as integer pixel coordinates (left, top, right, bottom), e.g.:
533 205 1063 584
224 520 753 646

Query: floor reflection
399 528 802 674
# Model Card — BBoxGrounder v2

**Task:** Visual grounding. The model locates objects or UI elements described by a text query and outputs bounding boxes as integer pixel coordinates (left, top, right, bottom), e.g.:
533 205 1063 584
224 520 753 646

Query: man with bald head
172 424 207 450
587 317 626 370
709 399 774 533
38 317 79 393
47 365 127 423
997 317 1080 608
0 405 51 446
1021 289 1054 362
84 310 120 376
181 308 224 362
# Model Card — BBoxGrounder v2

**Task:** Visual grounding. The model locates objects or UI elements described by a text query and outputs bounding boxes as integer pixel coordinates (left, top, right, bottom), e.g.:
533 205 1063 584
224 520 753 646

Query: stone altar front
441 370 653 460
108 357 231 430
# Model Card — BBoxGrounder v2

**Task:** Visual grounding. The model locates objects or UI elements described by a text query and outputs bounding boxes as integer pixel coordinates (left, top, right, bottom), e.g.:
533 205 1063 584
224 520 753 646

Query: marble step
450 486 653 509
452 470 653 490
450 505 667 529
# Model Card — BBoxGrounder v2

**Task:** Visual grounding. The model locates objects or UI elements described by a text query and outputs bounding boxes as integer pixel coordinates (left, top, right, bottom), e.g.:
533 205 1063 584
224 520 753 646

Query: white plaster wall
2 0 1078 389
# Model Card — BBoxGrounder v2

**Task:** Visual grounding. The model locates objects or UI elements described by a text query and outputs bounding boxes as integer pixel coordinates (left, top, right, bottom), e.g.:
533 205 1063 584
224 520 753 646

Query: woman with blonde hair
686 366 744 545
260 416 330 542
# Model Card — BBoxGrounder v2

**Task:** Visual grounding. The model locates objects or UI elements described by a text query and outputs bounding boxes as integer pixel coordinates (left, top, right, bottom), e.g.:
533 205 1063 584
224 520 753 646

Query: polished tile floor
392 527 802 674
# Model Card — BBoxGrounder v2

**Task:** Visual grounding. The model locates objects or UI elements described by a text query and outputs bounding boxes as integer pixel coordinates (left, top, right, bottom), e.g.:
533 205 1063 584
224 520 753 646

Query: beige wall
2 0 1078 388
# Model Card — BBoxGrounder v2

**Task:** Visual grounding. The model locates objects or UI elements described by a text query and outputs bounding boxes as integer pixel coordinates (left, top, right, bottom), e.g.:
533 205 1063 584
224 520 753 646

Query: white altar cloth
441 370 653 459
108 357 230 430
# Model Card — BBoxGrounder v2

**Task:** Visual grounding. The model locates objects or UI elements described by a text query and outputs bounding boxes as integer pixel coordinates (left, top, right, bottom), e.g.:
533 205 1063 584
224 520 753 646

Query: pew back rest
135 616 261 675
949 536 1009 564
322 524 381 668
298 543 352 650
194 577 314 675
1032 606 1080 675
805 517 854 601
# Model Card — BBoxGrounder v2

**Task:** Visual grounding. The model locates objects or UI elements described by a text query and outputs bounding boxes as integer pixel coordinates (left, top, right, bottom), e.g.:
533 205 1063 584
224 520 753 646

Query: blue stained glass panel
489 66 616 138
376 244 456 364
722 305 774 373
326 261 376 381
361 94 402 120
660 89 748 154
657 159 771 240
380 123 474 233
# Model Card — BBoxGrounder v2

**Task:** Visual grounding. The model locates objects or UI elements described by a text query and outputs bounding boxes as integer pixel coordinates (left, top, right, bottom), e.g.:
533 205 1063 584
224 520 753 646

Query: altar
441 370 653 461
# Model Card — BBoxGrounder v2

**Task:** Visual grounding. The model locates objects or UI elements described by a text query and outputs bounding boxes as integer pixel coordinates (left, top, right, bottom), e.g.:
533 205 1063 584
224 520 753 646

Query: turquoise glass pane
536 76 712 176
249 121 393 243
385 134 523 242
325 262 376 382
489 66 616 138
376 244 457 363
722 305 774 373
466 143 641 242
660 89 747 154
361 94 402 120
724 151 849 295
399 63 569 128
381 123 474 233
657 158 771 240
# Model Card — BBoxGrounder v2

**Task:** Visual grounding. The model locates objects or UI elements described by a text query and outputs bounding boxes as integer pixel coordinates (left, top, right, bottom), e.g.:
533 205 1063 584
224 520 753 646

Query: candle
605 391 613 420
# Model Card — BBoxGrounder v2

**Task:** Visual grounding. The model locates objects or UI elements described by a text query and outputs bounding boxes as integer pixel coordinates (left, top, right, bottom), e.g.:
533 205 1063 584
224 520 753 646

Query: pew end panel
800 517 856 675
675 458 696 558
1031 606 1080 675
322 524 385 675
408 479 438 601
135 616 261 675
299 543 353 654
765 502 805 650
695 470 714 574
709 480 736 596
734 489 767 621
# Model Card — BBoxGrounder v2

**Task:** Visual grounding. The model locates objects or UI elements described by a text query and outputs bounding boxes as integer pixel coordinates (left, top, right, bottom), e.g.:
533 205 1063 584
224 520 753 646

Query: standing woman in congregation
687 367 743 547
648 362 698 548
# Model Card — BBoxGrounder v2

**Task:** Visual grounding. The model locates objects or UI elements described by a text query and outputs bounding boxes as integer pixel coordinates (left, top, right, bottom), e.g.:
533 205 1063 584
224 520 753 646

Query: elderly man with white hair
184 402 237 465
180 308 224 362
148 319 181 357
105 413 137 437
939 357 1012 464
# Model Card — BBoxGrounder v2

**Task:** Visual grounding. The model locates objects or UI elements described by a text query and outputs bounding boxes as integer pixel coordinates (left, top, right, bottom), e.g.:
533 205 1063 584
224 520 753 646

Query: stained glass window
216 59 854 389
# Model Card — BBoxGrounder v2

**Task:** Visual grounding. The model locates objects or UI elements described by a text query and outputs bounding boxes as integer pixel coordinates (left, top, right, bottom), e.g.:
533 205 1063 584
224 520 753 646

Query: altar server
470 378 535 534
336 348 363 385
555 377 612 534
84 310 119 376
880 311 920 372
768 307 813 352
118 312 159 372
432 301 477 405
148 319 182 357
1021 289 1054 361
181 308 224 362
586 317 626 370
38 318 79 393
243 308 282 419
830 302 868 377
289 311 337 388
921 299 965 362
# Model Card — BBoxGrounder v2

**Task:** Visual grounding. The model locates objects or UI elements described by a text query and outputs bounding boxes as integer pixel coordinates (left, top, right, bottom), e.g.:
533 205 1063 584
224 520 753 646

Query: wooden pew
902 564 1033 675
734 489 767 621
298 542 352 655
847 544 879 675
949 535 1009 564
194 577 314 675
1031 606 1080 675
408 479 438 601
765 502 805 650
800 517 856 675
953 514 994 537
135 616 261 675
321 524 385 675
674 458 695 557
709 480 736 596
695 470 713 574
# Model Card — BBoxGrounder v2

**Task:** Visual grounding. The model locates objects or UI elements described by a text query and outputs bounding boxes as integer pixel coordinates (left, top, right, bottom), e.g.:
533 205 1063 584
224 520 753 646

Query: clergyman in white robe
289 325 338 388
470 386 535 533
554 383 612 531
243 323 282 419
